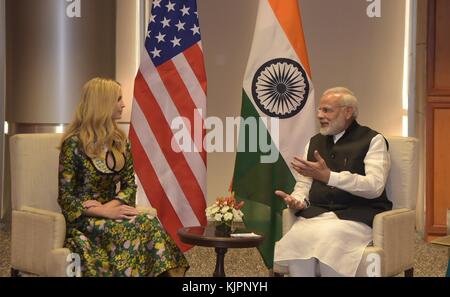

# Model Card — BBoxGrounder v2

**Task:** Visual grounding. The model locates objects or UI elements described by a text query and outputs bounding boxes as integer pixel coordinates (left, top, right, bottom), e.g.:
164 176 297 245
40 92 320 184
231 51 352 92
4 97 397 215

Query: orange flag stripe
268 0 312 78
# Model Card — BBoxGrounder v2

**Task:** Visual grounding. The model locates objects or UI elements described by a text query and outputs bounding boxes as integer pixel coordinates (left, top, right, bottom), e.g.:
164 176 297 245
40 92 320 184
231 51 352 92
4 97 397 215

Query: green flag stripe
232 89 296 268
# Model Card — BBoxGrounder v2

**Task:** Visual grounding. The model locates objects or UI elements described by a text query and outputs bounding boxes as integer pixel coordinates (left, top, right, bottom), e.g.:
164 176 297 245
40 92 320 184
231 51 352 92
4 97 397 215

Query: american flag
130 0 207 251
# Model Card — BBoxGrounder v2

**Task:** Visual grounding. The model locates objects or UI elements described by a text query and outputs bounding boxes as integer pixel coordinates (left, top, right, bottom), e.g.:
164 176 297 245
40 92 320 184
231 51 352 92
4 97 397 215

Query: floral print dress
58 136 189 276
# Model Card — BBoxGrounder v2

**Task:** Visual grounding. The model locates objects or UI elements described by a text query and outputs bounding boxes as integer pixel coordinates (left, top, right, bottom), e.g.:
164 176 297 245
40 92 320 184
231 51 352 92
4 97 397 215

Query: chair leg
11 268 20 277
404 268 414 277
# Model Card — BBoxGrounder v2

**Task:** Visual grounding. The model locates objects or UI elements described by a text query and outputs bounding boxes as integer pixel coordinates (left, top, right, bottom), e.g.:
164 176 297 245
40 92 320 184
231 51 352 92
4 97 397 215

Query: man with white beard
274 87 392 277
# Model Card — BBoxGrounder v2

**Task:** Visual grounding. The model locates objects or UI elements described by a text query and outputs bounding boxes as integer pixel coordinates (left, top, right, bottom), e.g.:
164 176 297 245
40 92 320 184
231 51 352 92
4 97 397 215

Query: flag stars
166 1 176 12
155 32 166 43
150 47 161 58
170 36 181 47
146 2 202 61
153 0 161 8
180 5 190 16
190 24 200 35
175 20 185 32
161 17 171 28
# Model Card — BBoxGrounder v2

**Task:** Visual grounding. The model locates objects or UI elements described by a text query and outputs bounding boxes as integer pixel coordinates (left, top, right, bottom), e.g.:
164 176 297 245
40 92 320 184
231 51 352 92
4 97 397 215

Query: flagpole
139 0 146 62
141 0 147 38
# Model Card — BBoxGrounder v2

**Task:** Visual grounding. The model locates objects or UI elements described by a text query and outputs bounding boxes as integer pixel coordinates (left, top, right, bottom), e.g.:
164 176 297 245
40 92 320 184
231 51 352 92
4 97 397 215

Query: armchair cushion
355 246 385 276
277 206 415 276
47 248 72 277
10 134 61 213
372 208 415 276
9 133 161 276
11 207 66 276
384 136 418 209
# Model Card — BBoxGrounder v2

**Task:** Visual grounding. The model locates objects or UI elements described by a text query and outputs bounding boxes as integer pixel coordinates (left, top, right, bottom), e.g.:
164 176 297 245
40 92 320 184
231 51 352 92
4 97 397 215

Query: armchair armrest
372 208 415 276
47 248 72 277
282 208 297 235
11 207 67 276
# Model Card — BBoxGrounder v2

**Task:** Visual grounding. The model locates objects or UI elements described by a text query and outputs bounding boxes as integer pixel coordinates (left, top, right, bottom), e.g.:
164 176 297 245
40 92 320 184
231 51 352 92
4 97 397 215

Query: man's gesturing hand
275 190 306 210
291 150 331 184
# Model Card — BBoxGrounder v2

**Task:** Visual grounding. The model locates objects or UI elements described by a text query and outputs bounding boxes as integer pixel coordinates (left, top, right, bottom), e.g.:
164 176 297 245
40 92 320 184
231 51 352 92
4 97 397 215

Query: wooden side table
177 226 264 277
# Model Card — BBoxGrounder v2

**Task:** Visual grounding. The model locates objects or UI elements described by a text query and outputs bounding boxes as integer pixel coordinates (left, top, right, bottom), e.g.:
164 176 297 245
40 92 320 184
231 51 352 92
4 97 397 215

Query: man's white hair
323 87 359 119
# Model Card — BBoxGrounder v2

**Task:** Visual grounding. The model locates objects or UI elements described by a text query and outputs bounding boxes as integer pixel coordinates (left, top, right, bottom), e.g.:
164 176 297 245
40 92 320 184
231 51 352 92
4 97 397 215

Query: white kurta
274 132 390 276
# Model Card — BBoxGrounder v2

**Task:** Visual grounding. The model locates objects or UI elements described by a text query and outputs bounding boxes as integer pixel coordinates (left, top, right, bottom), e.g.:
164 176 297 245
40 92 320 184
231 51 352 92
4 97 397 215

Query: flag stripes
130 103 201 226
131 0 207 251
183 44 207 93
156 60 206 162
129 126 193 251
137 49 207 196
232 0 316 267
268 0 311 76
172 52 207 114
133 73 206 222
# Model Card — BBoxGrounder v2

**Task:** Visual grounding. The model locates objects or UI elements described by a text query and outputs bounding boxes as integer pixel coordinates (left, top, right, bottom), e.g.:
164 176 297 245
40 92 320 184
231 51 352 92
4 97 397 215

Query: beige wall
116 0 409 204
301 0 406 135
199 0 258 201
116 0 140 123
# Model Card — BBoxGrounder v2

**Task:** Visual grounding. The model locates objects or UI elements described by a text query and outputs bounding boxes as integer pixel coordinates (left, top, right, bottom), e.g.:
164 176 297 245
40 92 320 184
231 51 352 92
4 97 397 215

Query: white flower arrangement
205 193 244 225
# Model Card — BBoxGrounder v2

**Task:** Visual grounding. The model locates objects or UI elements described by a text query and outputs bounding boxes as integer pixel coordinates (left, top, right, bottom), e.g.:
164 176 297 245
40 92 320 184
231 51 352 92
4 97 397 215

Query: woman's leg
135 214 189 276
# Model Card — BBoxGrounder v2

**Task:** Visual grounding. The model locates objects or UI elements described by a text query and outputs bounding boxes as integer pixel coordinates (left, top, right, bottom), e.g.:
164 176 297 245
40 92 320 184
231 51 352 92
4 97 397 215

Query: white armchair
10 133 156 276
273 136 418 277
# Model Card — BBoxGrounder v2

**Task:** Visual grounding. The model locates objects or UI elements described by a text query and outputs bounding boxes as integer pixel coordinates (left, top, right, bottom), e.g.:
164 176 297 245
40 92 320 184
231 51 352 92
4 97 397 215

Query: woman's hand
102 204 139 220
83 201 139 220
82 200 103 209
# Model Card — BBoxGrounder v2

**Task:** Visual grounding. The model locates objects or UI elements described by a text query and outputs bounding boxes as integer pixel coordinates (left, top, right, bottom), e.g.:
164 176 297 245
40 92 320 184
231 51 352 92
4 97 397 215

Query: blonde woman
58 77 189 276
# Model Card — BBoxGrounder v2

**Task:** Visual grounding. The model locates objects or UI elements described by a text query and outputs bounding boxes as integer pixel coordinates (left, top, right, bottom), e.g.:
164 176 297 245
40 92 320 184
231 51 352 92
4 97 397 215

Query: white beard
319 115 346 136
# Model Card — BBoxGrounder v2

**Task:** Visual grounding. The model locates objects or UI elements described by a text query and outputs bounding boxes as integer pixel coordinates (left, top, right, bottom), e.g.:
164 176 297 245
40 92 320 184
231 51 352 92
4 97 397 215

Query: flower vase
215 222 232 237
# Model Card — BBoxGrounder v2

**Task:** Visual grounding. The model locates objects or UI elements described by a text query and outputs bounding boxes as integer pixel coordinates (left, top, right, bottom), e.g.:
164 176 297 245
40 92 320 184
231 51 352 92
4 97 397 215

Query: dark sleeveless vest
295 121 392 227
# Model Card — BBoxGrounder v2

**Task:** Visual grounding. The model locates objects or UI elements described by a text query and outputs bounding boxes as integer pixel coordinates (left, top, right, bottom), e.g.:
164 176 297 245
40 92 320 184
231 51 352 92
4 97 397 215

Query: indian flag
232 0 317 268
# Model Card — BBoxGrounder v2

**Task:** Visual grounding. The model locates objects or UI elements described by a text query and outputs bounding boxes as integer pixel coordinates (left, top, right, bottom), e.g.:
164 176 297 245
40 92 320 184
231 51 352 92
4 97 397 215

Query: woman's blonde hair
61 77 127 158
